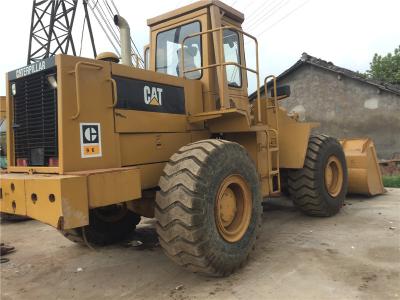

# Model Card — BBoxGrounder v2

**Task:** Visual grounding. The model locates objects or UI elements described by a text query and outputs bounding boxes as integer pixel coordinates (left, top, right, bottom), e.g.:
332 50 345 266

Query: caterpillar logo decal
80 123 102 158
113 76 185 114
144 86 163 106
7 56 56 80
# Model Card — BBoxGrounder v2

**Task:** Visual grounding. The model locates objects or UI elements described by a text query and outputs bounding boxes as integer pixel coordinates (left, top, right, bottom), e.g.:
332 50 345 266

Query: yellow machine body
341 139 385 196
0 0 383 230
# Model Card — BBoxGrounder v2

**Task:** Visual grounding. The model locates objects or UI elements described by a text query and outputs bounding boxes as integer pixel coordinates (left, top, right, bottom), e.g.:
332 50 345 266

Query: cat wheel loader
0 0 383 276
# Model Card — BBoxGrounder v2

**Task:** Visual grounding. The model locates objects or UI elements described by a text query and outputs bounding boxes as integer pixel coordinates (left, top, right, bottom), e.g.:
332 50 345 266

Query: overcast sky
0 0 399 96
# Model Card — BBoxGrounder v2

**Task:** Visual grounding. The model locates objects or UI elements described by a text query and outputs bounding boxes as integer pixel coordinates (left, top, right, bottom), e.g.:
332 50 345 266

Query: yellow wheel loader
0 0 383 276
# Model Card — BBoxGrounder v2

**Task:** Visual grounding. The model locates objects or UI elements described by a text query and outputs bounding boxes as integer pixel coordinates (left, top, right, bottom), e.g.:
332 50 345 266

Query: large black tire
288 135 348 217
61 205 141 246
155 139 262 276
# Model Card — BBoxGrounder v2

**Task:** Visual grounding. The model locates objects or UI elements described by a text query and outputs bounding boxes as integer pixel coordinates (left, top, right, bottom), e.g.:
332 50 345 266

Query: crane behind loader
0 0 383 276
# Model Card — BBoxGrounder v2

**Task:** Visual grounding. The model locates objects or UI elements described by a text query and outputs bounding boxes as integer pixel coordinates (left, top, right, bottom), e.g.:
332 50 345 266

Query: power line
79 14 86 56
110 0 119 14
102 0 144 66
90 0 120 45
88 0 144 67
243 0 274 24
103 0 115 19
247 0 290 32
243 0 276 28
88 1 120 54
256 0 310 37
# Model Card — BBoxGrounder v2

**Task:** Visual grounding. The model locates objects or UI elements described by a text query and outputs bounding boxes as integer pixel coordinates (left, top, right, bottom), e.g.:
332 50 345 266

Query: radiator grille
12 68 58 166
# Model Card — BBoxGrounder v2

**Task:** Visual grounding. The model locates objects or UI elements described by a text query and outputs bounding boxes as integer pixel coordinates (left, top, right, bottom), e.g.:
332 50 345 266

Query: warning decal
80 123 102 158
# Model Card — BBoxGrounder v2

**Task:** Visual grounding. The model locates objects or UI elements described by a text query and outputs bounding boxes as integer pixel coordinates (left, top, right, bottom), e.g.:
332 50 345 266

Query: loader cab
147 0 253 115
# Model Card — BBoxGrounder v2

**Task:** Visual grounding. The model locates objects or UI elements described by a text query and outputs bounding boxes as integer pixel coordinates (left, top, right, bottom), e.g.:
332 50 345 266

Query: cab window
223 29 241 88
144 47 150 70
156 21 202 79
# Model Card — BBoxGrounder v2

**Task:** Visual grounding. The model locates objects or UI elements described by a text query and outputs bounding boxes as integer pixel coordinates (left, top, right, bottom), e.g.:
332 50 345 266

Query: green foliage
382 176 400 188
366 45 400 84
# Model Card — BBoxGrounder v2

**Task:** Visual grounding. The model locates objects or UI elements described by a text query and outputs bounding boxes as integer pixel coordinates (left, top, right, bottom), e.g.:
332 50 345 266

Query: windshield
156 21 202 80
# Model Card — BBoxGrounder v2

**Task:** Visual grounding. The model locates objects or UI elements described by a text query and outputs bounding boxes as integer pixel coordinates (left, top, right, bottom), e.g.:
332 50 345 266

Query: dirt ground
1 189 399 300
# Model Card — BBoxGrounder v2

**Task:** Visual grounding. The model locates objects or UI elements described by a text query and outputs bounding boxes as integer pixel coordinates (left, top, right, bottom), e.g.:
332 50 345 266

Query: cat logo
144 85 163 106
80 123 102 158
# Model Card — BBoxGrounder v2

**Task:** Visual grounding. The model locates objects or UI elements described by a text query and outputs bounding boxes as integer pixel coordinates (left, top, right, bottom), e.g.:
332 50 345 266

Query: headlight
47 75 57 89
11 83 16 95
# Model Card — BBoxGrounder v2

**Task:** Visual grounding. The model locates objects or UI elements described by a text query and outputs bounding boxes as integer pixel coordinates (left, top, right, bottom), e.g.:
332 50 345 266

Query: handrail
108 77 118 108
264 75 279 132
185 62 258 75
71 61 103 120
264 75 278 111
180 25 262 123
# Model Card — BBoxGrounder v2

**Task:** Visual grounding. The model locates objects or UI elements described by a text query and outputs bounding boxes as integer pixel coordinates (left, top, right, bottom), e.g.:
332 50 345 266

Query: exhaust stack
114 15 132 66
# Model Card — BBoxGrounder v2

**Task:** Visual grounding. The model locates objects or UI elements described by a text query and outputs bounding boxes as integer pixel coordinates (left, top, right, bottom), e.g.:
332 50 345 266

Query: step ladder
264 75 280 194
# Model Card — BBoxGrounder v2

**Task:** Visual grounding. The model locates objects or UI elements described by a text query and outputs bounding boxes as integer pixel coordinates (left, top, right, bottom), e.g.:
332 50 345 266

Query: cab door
209 5 251 116
220 20 250 114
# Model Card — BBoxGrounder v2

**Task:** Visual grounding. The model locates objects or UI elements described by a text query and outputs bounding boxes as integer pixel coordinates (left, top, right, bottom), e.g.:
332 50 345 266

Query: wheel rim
324 156 344 197
215 175 252 243
93 204 128 223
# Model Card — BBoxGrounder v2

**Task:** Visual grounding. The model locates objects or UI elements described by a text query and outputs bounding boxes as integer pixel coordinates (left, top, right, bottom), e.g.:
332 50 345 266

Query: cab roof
147 0 244 27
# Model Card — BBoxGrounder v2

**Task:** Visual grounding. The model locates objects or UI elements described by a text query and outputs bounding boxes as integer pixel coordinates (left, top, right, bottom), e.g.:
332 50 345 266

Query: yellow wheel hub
219 187 237 226
215 175 252 243
324 156 344 197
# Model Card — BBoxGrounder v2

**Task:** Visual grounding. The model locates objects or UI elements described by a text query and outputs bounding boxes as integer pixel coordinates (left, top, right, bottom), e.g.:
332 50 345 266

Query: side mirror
271 85 291 98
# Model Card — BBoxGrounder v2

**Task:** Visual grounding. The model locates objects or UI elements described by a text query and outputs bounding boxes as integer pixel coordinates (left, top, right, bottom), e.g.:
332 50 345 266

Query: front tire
155 139 262 276
61 204 141 246
288 135 348 216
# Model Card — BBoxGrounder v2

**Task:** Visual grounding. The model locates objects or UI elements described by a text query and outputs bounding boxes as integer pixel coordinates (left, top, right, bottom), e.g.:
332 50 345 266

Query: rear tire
155 139 262 276
61 204 141 246
288 135 348 217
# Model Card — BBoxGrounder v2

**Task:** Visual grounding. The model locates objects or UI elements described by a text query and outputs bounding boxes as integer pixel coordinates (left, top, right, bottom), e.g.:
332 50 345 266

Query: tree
366 45 400 84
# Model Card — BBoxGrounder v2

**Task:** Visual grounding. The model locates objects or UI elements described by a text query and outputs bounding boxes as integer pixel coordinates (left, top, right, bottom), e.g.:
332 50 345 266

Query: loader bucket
340 138 385 196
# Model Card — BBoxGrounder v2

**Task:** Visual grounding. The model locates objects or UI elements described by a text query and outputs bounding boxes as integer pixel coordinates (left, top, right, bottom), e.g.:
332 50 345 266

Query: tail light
16 158 28 166
48 157 59 167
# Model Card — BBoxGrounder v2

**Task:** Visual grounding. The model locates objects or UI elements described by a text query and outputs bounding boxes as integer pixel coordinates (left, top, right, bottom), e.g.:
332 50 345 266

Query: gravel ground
1 188 399 300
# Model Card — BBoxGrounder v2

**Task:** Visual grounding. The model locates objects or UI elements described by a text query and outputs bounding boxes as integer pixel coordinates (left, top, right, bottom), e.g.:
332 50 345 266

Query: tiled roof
250 53 400 99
